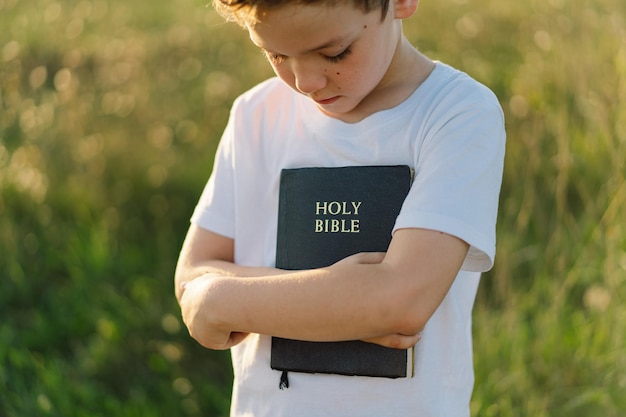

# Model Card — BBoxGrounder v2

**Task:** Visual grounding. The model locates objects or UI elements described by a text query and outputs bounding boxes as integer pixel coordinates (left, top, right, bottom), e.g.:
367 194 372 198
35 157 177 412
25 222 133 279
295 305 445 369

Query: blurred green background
1 0 624 415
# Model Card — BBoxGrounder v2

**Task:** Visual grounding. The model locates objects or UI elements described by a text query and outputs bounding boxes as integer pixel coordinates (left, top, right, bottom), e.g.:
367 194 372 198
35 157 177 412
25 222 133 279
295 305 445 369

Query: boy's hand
334 251 386 266
179 274 249 350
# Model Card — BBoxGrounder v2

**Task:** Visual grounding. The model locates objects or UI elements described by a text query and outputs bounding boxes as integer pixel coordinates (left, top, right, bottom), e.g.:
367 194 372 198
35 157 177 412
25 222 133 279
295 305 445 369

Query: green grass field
1 0 624 415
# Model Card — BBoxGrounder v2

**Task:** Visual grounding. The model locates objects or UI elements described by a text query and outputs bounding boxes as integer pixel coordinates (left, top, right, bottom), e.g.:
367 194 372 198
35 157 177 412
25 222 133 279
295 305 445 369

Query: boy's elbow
174 256 196 302
381 285 440 336
174 267 186 303
392 307 429 336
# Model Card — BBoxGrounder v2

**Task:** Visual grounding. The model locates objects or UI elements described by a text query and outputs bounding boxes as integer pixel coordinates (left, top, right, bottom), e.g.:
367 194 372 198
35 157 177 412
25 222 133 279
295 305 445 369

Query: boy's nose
292 61 327 95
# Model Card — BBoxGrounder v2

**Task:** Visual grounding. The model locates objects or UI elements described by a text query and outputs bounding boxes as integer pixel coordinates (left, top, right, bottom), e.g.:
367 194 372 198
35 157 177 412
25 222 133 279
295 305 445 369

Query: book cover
271 165 414 381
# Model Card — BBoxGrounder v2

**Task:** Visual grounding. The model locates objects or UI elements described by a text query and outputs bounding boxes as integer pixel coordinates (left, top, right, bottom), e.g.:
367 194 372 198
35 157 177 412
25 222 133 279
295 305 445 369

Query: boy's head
214 0 422 123
213 0 390 27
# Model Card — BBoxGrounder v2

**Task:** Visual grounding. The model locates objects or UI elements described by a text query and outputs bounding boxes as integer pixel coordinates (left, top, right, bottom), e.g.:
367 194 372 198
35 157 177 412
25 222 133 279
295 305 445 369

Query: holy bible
271 165 414 384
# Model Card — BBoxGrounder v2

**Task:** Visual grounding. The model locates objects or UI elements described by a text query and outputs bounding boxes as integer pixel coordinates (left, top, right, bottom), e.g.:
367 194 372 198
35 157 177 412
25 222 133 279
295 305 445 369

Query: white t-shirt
191 62 505 417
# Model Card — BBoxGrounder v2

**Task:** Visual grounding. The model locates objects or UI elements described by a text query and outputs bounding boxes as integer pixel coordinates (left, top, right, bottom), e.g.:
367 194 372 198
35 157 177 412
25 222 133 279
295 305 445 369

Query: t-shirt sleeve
189 113 237 239
394 89 506 272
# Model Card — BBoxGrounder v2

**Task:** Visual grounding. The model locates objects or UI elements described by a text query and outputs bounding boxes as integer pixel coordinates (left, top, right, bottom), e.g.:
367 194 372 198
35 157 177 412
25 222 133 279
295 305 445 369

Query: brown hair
213 0 391 27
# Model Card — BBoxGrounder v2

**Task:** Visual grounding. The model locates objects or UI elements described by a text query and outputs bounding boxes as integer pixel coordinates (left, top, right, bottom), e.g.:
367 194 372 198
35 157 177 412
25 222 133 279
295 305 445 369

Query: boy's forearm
201 261 425 343
179 228 467 348
174 259 284 303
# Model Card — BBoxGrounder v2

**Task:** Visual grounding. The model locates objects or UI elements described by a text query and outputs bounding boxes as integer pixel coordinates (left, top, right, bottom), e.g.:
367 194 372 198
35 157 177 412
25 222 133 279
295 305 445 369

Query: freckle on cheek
336 72 340 75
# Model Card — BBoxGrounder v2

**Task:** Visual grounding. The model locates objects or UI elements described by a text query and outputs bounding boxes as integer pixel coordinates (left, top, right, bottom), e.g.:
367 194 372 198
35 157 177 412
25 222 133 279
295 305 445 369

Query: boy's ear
393 0 419 19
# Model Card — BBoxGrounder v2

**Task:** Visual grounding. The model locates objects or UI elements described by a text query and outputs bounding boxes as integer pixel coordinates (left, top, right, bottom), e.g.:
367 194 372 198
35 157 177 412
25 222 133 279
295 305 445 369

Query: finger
360 252 386 263
227 331 250 347
387 334 418 349
363 332 422 349
347 252 386 264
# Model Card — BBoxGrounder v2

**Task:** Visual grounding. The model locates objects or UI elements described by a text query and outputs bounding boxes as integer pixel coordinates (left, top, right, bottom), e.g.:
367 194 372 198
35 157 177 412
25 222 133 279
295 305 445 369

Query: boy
176 0 505 415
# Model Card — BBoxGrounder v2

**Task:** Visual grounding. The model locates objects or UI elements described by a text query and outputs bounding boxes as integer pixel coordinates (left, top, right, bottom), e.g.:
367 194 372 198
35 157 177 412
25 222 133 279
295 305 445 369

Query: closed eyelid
325 46 353 63
254 33 353 56
258 37 354 65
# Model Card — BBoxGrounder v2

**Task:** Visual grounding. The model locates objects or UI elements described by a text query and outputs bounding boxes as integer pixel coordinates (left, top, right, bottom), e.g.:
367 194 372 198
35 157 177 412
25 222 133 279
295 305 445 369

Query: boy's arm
174 225 285 303
178 225 468 350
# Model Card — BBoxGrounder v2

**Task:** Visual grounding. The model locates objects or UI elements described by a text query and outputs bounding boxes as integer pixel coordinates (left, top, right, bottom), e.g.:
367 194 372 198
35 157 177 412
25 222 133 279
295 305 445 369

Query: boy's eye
325 46 352 64
262 46 352 65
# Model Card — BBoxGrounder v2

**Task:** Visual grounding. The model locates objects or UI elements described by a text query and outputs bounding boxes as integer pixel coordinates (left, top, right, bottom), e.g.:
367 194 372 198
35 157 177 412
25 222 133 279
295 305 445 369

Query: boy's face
247 1 407 121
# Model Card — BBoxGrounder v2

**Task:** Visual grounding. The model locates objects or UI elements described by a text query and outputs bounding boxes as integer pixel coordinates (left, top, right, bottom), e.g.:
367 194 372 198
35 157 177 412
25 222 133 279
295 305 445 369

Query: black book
271 165 414 381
